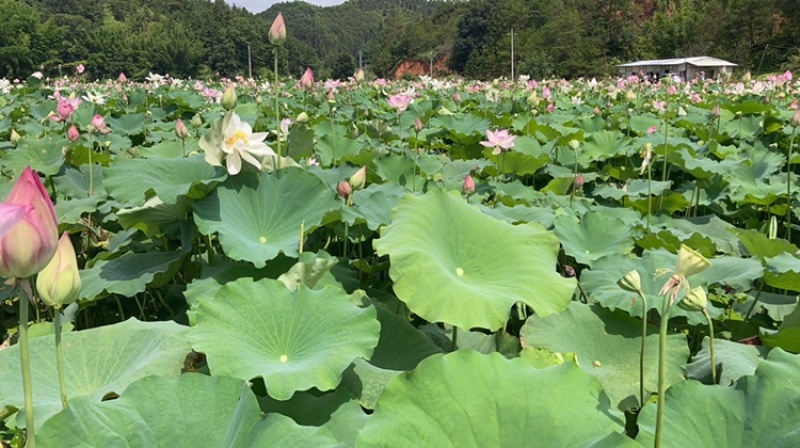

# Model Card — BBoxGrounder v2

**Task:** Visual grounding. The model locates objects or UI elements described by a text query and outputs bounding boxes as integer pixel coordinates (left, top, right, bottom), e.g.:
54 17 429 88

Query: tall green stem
654 287 674 448
88 142 94 198
451 326 458 352
19 280 37 448
54 309 68 409
274 47 282 169
637 290 649 409
703 309 717 385
787 128 796 243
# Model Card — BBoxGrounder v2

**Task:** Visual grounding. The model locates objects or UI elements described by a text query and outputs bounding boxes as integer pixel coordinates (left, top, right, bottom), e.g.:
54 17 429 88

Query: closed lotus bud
0 167 59 279
574 173 585 187
118 72 127 82
10 129 20 145
452 92 461 104
222 84 237 111
593 106 601 116
414 117 422 133
463 173 476 195
336 180 352 198
67 125 79 142
256 95 263 105
675 244 710 278
568 139 580 151
791 108 800 128
300 68 314 90
92 114 106 130
742 71 751 83
349 166 367 190
527 91 538 106
269 12 286 46
296 112 309 123
678 286 708 312
354 67 365 82
36 232 81 309
626 90 637 102
617 270 642 292
711 104 720 119
175 119 188 140
192 114 203 128
327 90 335 104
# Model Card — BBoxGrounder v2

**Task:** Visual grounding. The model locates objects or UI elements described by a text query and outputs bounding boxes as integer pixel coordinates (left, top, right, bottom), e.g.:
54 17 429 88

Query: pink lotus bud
175 119 188 140
300 68 314 90
463 173 476 195
92 114 106 130
546 103 554 113
67 125 79 142
336 180 352 199
0 204 31 239
36 232 81 309
349 166 367 190
0 167 59 279
452 92 461 104
118 72 127 82
354 68 365 82
327 90 335 103
647 126 657 134
269 12 286 46
712 104 720 118
574 173 585 187
593 107 601 116
784 70 793 82
792 108 800 128
414 118 423 133
76 64 85 74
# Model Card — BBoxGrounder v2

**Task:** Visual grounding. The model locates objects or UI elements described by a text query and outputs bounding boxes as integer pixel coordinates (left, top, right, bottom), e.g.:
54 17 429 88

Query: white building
618 56 737 81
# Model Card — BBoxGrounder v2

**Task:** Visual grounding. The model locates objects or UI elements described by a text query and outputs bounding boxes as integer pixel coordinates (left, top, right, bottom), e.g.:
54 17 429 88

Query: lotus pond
1 72 800 447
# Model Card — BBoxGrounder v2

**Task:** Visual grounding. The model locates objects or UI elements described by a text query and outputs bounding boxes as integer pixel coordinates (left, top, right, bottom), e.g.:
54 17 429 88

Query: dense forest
2 0 799 80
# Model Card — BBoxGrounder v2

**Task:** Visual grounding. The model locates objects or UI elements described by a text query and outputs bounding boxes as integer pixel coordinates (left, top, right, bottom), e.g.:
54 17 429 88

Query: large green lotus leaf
193 168 339 267
520 303 688 410
733 228 798 259
79 250 185 300
189 278 380 400
116 196 192 237
313 123 363 165
369 305 443 371
554 211 635 267
355 350 636 448
480 203 556 228
581 250 721 325
37 374 336 448
374 188 575 331
761 305 800 353
687 337 768 386
582 130 633 160
654 215 741 255
592 179 672 201
0 319 189 429
637 349 800 447
106 113 146 135
342 189 403 231
277 250 339 291
104 155 226 206
2 135 65 176
764 252 800 291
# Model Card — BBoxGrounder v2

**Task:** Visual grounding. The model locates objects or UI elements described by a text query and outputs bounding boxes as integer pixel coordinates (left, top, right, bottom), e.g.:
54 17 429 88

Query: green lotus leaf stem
274 46 282 170
654 284 675 448
53 308 68 409
19 279 37 448
637 290 648 409
787 128 796 243
451 325 458 352
702 308 717 385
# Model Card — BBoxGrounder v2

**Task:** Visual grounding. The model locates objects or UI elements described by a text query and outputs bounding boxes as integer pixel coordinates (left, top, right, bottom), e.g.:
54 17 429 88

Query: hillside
2 0 798 80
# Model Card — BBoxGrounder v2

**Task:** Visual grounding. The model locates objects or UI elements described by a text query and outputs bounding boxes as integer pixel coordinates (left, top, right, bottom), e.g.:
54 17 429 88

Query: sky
227 0 346 14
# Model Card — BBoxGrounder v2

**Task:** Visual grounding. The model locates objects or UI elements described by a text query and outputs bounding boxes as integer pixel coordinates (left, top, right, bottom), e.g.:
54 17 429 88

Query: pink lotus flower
463 173 476 195
647 126 657 134
67 125 79 142
652 100 666 111
690 93 702 104
790 100 798 111
0 204 31 239
480 129 517 155
299 68 314 90
546 103 554 113
388 93 413 113
118 72 127 82
76 64 85 74
91 114 111 134
0 167 59 279
784 70 793 82
269 13 286 46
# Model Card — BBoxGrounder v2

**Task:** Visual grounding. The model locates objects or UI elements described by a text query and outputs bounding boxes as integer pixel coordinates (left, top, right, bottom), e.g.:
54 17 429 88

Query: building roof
617 56 737 68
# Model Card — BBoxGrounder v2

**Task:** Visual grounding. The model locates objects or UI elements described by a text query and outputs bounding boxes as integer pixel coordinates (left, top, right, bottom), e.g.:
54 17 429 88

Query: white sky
227 0 347 13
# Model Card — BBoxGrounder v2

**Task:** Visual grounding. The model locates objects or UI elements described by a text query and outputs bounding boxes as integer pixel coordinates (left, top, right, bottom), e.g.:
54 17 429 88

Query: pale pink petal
0 204 31 238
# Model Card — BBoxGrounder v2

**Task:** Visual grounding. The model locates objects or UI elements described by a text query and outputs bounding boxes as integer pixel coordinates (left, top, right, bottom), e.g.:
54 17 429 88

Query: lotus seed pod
678 286 708 312
617 270 642 293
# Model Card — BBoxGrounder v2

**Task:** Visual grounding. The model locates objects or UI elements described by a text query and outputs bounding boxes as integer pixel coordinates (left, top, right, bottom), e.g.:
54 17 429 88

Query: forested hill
2 0 799 81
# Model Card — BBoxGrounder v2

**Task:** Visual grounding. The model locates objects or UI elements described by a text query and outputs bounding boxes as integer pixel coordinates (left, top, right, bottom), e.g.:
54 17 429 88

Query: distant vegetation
3 0 799 80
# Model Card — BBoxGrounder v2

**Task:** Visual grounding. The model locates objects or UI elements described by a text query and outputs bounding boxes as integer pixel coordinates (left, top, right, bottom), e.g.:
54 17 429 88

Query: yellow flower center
226 129 249 146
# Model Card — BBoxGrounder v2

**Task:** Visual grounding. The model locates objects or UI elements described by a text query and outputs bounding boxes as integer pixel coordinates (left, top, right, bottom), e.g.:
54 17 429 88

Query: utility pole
429 51 434 78
359 50 363 70
247 44 252 79
509 28 516 80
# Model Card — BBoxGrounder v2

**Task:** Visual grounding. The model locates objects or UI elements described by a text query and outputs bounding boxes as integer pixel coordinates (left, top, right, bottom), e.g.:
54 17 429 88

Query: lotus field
1 70 800 448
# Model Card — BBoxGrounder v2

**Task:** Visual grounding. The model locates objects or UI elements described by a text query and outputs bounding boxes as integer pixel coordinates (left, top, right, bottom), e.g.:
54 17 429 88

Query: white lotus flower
221 112 275 175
